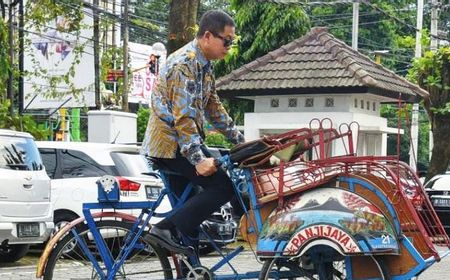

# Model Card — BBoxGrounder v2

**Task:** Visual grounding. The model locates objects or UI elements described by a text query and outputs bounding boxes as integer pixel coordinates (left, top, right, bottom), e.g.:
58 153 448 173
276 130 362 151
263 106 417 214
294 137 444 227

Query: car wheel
0 244 30 263
53 212 79 256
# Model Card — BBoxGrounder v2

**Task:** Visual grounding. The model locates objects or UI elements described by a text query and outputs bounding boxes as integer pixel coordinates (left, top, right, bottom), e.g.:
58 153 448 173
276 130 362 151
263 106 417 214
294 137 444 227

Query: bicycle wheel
259 255 388 280
43 220 173 280
259 257 316 280
316 256 388 280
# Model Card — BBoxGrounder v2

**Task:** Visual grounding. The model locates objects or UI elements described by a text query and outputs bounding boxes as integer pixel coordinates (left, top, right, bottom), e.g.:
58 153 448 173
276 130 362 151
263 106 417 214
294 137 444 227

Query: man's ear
203 31 213 40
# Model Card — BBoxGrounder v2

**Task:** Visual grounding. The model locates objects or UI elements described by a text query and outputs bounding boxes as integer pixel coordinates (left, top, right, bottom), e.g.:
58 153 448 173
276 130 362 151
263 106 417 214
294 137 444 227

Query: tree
167 0 200 55
409 47 450 180
308 0 416 74
213 1 310 124
215 0 310 77
0 18 8 101
129 0 169 45
381 104 429 170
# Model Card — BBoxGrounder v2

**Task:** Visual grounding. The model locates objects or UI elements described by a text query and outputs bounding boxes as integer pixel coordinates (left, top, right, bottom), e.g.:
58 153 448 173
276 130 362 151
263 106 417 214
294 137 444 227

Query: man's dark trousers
154 153 235 237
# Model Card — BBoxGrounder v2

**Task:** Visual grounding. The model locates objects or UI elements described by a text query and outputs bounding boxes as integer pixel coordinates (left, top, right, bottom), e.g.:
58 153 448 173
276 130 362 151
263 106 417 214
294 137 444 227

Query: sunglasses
210 32 234 48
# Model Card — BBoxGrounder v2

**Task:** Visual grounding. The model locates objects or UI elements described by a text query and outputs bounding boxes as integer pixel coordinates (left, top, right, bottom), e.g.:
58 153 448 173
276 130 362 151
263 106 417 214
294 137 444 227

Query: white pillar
352 1 359 50
409 103 419 171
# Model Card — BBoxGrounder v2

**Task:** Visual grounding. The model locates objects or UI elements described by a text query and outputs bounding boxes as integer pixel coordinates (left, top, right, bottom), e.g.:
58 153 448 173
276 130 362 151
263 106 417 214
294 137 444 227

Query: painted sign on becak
257 187 397 255
23 3 95 109
128 42 166 104
283 224 361 256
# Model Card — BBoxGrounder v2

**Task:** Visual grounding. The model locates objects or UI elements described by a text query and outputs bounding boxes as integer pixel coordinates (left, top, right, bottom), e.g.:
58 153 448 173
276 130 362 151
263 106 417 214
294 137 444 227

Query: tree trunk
423 50 450 181
427 114 450 180
167 0 199 55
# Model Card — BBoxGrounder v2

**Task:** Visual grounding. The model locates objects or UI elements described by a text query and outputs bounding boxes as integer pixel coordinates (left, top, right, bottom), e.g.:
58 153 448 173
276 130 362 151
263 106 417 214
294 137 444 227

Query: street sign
106 69 124 82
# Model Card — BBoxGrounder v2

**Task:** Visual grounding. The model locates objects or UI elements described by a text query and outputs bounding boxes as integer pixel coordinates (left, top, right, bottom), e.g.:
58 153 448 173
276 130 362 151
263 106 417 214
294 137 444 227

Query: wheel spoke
43 221 173 280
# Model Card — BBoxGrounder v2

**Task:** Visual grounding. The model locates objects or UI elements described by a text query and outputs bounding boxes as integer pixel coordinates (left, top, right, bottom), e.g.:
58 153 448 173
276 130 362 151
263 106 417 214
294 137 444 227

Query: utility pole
352 0 359 50
415 0 424 58
430 0 439 51
93 0 101 109
410 0 424 172
112 0 117 98
429 0 439 161
122 0 129 112
18 0 23 115
6 1 15 116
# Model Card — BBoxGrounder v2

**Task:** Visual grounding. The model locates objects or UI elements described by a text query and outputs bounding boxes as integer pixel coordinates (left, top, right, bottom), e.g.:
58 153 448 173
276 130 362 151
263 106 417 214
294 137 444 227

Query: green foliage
204 132 233 149
26 0 84 32
129 0 169 45
380 104 429 167
221 97 252 125
408 47 450 115
100 46 125 106
136 106 151 142
213 1 310 124
380 104 410 161
130 18 160 33
0 100 51 140
309 0 416 74
0 20 9 99
214 0 311 77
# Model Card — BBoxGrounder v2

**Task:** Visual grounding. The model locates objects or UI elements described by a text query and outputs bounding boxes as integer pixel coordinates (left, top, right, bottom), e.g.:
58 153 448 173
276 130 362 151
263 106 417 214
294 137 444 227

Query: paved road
0 248 449 280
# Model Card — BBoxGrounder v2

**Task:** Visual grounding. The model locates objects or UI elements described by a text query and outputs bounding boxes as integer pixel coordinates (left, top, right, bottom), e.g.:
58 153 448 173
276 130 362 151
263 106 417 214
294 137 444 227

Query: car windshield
110 152 153 177
0 135 43 171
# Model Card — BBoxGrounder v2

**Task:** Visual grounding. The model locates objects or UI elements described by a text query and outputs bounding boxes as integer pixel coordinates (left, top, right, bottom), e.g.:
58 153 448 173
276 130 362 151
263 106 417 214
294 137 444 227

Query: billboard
128 41 166 104
23 5 95 109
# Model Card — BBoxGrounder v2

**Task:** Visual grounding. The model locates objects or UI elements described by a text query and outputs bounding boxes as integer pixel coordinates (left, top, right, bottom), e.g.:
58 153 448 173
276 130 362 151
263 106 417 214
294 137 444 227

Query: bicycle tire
259 257 315 280
43 220 173 280
317 255 389 280
259 255 389 280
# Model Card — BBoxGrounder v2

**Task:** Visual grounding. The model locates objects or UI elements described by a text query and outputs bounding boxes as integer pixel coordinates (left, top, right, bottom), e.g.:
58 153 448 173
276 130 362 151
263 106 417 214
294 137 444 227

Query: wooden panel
383 243 419 276
239 201 277 245
351 256 387 279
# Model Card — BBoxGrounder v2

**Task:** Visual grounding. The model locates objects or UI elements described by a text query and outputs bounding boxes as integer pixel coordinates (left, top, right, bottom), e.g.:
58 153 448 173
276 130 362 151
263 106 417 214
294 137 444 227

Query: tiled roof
216 27 428 101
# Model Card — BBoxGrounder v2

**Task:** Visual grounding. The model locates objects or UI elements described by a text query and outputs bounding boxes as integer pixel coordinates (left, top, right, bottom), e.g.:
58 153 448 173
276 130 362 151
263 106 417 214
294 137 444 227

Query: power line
360 0 448 41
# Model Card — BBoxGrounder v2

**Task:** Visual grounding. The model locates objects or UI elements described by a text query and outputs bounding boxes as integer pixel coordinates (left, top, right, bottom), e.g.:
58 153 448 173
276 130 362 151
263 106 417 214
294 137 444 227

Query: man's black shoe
145 226 194 255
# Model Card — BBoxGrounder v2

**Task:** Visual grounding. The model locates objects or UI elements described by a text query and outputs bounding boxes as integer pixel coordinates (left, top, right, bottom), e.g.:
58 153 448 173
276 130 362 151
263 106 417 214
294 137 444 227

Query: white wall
244 111 389 156
253 94 381 116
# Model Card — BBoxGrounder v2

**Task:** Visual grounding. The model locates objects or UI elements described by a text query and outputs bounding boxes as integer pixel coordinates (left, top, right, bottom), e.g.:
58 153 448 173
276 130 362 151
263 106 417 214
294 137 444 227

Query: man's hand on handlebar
195 158 218 176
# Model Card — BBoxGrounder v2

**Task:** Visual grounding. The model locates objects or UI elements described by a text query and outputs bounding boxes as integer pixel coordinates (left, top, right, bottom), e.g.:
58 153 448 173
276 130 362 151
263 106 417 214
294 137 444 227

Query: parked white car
0 130 53 262
37 141 237 254
36 141 164 235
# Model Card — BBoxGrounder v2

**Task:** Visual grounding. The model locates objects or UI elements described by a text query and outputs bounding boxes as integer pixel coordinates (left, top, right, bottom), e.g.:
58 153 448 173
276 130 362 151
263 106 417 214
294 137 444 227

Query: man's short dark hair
197 10 235 38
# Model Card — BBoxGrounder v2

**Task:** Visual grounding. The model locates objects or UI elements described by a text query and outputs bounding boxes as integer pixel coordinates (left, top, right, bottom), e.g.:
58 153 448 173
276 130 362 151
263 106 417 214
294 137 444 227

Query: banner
23 3 95 109
128 41 166 104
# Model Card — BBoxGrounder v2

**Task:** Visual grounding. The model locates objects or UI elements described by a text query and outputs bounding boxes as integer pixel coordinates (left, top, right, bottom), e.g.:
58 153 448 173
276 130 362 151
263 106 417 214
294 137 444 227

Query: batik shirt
142 39 244 166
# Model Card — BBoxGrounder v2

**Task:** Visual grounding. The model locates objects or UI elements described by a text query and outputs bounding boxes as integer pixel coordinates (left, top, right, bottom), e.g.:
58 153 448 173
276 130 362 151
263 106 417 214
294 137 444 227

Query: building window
354 98 358 108
325 98 334 107
360 100 364 109
270 98 279 108
372 102 376 111
367 101 370 110
288 98 297 108
305 98 314 107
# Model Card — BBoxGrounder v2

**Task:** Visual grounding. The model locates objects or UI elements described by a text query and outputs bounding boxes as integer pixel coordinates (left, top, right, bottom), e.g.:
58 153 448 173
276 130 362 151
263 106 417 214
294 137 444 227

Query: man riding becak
142 10 244 253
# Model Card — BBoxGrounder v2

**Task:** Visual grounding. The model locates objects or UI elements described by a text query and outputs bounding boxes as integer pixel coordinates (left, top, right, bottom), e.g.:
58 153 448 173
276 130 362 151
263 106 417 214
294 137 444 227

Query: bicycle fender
256 187 399 257
36 211 137 278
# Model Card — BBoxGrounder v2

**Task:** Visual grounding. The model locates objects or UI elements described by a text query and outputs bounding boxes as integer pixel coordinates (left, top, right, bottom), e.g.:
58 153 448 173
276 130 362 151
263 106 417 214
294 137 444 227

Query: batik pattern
143 40 244 165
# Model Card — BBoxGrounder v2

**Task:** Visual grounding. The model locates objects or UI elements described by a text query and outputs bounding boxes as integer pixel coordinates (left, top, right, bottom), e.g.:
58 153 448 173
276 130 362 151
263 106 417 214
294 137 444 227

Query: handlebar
214 154 231 168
